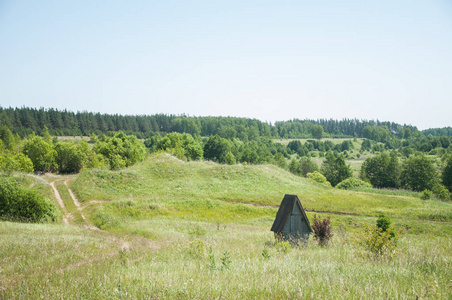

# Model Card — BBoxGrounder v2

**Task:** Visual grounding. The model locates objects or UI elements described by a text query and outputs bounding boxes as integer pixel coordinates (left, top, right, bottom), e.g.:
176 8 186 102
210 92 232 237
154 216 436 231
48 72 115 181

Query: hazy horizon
1 1 451 130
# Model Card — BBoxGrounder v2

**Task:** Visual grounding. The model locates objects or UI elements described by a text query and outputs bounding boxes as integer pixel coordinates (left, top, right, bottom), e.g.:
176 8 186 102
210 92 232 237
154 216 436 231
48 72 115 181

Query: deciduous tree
22 135 57 172
311 124 324 140
442 154 452 192
320 152 352 187
360 152 400 188
203 135 233 164
400 155 438 192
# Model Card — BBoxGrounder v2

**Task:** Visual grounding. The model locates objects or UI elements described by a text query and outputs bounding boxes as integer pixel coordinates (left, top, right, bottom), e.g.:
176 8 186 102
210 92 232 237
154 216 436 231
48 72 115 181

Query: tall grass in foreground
2 155 452 299
1 219 451 299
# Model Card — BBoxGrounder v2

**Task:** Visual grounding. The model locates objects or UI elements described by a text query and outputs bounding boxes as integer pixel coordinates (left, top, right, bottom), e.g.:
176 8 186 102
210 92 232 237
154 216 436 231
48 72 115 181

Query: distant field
56 136 91 141
1 153 451 299
273 137 362 146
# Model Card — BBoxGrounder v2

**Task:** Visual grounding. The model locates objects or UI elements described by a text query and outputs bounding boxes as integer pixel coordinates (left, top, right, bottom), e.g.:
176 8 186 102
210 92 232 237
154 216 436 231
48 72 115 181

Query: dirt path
7 174 158 283
45 177 102 231
49 181 69 225
60 180 102 231
65 180 82 208
80 200 110 209
228 200 361 216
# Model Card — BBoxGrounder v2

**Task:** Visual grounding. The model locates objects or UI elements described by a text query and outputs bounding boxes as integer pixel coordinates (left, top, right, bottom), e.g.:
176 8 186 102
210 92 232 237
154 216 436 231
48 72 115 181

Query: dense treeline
1 106 451 204
4 106 450 153
1 106 422 140
422 127 452 137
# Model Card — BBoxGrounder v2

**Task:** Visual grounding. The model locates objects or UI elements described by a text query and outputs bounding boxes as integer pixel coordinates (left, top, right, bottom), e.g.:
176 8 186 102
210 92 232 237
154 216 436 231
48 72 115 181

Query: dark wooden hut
271 194 313 244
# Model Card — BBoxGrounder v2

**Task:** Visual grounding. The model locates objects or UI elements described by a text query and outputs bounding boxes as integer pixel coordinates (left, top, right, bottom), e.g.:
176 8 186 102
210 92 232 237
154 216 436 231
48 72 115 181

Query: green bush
275 240 291 253
0 177 57 222
432 184 450 201
13 153 34 173
223 151 236 165
400 155 437 192
55 141 89 173
22 134 57 172
94 132 147 170
306 171 331 186
203 135 232 163
336 177 372 190
357 224 399 257
376 213 396 238
0 153 34 174
156 132 203 161
320 153 352 187
356 215 400 257
420 189 433 200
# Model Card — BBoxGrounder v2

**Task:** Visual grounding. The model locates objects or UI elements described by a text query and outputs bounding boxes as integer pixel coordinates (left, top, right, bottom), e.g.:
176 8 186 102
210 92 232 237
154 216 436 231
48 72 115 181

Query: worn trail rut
49 179 101 230
49 181 69 225
63 180 101 231
43 177 155 273
229 200 361 216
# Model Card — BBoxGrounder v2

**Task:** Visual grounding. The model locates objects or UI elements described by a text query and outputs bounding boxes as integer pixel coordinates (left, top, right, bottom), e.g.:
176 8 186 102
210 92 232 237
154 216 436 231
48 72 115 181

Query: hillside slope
71 153 452 224
1 153 452 298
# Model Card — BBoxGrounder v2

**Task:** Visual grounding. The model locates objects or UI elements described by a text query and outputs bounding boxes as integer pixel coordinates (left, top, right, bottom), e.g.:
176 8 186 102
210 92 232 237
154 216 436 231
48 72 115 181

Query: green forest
0 108 452 206
1 106 451 209
2 106 445 139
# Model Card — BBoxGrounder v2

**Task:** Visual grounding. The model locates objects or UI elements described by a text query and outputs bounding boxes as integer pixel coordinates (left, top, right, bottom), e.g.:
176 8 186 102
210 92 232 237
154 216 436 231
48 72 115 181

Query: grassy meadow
1 153 452 299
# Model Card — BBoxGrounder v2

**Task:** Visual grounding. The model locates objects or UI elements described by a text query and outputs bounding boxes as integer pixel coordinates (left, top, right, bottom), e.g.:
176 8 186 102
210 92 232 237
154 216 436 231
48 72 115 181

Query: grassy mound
72 153 452 222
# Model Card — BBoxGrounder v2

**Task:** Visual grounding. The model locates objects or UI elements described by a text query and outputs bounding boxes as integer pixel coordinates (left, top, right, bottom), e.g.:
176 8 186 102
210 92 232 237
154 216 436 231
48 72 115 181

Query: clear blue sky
1 1 451 130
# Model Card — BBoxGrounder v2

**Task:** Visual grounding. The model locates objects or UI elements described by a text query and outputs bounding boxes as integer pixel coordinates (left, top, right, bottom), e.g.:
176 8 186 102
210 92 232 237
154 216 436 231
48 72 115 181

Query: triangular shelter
271 194 313 243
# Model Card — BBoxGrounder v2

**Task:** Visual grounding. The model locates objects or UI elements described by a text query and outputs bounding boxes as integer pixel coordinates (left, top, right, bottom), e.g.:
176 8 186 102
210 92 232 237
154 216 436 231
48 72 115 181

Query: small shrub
356 224 399 257
223 152 236 165
432 184 450 201
208 247 216 270
306 171 331 187
220 251 231 270
336 177 372 190
312 215 334 247
261 248 270 259
355 214 401 257
376 213 396 238
109 154 127 171
275 240 291 253
420 189 433 200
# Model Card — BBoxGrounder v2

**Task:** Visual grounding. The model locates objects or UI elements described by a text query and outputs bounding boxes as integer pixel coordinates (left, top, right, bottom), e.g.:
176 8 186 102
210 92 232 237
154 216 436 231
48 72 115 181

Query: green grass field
1 153 451 299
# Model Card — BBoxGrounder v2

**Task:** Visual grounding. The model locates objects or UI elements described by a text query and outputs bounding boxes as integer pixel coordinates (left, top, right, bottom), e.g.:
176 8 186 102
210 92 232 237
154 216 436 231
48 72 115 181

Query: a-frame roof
270 194 313 233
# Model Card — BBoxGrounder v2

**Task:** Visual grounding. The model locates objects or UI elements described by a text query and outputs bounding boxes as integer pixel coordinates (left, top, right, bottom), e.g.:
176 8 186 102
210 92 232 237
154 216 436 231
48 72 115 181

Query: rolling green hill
1 153 451 299
73 153 452 224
